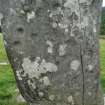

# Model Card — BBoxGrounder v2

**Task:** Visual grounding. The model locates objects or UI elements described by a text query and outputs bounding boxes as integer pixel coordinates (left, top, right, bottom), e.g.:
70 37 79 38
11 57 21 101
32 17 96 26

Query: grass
100 38 105 92
0 34 8 62
0 33 105 105
0 34 27 105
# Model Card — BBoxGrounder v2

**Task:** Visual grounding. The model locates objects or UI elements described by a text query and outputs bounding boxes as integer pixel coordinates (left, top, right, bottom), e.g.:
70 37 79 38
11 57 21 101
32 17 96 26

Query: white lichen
71 32 75 37
65 28 69 33
81 16 88 28
46 40 53 47
79 0 93 5
22 57 58 79
38 92 44 97
79 0 86 3
27 11 35 22
59 44 67 56
93 27 96 33
58 23 68 29
67 96 74 104
64 0 79 15
49 13 53 18
93 20 97 33
49 95 55 101
19 51 24 55
46 40 53 54
88 64 94 71
48 47 53 54
52 22 58 28
88 92 92 96
40 76 51 86
64 0 75 9
14 58 18 62
70 60 80 71
4 40 7 46
16 70 23 80
10 8 16 15
47 9 50 13
20 10 25 14
27 80 36 89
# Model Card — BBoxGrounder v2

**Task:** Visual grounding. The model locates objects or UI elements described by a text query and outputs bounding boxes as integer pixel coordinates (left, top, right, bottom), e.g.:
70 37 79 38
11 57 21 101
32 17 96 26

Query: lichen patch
52 22 58 28
64 0 75 9
40 76 51 86
58 23 68 29
38 92 44 97
27 80 36 89
88 64 94 71
27 11 35 22
88 92 92 96
20 10 25 15
67 96 74 104
49 95 55 101
79 0 93 5
81 16 88 28
10 8 16 15
16 70 23 80
22 57 58 79
59 44 67 56
46 40 53 54
4 40 7 46
70 60 80 71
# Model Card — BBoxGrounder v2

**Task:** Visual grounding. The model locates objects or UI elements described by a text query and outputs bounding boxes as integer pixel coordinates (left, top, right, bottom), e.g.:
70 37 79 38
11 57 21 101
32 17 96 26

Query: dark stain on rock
31 33 38 38
13 40 21 45
16 27 24 34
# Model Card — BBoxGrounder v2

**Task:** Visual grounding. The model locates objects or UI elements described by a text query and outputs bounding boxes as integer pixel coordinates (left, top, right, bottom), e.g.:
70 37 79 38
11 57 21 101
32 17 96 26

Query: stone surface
16 94 26 103
0 0 104 105
104 95 105 105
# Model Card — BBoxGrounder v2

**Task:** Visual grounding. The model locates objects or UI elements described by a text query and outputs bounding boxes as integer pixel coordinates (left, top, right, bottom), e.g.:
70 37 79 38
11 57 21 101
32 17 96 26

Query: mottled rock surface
0 0 104 105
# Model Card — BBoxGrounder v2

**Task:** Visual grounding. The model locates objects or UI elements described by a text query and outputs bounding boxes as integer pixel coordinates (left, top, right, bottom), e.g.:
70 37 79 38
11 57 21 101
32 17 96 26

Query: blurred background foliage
100 7 105 35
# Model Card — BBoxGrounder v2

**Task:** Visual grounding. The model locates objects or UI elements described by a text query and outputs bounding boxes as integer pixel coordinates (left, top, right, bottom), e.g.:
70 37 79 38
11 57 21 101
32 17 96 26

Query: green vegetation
0 34 8 62
0 65 27 105
0 34 27 105
0 33 105 105
100 7 105 35
100 38 105 92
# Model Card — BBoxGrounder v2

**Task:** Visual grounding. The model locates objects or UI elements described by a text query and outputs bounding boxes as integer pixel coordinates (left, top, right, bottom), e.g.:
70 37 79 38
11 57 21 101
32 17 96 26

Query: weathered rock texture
0 0 104 105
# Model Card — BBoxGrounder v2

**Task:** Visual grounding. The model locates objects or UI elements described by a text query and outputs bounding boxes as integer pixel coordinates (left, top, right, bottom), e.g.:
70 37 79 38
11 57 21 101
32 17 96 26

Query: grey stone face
0 0 104 105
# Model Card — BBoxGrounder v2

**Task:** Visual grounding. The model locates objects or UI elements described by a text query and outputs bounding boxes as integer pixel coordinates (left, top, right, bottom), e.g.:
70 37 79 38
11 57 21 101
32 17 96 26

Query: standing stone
0 0 104 105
